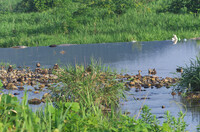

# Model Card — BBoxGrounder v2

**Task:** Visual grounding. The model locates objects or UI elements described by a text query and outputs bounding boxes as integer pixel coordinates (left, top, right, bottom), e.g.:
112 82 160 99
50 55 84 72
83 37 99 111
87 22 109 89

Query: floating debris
60 50 66 55
49 44 57 47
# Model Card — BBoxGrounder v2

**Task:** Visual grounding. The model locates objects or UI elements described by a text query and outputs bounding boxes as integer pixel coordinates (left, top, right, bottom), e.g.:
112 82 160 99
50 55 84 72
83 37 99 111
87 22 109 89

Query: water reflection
0 40 200 131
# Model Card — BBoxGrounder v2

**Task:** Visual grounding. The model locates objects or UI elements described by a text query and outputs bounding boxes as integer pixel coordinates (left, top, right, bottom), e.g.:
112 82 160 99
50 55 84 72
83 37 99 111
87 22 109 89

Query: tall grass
177 57 200 92
0 0 199 47
52 60 125 112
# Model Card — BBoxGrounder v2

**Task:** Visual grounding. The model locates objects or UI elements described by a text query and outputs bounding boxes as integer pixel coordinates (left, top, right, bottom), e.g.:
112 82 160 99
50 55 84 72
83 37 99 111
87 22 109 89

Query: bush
16 0 64 12
73 0 136 22
157 0 200 14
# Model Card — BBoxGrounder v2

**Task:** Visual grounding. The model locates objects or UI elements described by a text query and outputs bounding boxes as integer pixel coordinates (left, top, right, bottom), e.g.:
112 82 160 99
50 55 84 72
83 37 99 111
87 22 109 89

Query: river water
1 40 200 131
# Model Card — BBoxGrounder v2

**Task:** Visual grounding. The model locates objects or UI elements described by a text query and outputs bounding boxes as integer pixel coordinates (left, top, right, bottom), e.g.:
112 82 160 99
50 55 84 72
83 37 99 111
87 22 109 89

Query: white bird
172 34 178 44
172 34 178 41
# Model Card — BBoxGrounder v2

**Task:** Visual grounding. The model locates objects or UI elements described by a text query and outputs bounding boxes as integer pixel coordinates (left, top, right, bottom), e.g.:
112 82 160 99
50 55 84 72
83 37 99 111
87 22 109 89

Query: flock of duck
0 62 198 105
0 63 61 104
118 69 179 90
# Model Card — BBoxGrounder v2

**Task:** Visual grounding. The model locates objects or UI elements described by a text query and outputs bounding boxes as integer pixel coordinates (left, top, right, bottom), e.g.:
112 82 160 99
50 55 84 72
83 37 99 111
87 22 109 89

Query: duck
136 70 142 79
53 63 59 70
36 62 41 68
148 68 157 75
7 65 13 72
152 69 157 75
171 91 176 96
176 68 183 73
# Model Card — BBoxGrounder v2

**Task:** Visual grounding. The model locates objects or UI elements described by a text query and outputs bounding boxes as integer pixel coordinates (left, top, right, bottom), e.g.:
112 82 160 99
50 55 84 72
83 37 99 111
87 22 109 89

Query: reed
177 57 200 92
51 59 125 112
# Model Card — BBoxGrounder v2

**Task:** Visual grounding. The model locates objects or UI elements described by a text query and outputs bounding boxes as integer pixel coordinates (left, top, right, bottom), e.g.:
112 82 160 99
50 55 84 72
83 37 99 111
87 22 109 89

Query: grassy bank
0 0 199 47
0 61 188 131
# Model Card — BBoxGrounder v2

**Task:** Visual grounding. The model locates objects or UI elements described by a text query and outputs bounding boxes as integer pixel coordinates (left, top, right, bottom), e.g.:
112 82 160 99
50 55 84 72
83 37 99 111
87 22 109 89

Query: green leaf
65 102 80 112
162 123 172 131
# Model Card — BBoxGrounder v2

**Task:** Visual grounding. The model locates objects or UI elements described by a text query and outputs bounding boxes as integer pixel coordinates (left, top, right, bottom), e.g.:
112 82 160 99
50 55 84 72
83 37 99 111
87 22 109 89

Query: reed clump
52 60 125 111
178 57 200 92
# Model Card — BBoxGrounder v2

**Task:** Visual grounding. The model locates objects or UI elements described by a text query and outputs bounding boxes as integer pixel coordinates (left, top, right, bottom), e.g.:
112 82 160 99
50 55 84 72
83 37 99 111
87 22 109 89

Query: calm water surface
1 40 200 131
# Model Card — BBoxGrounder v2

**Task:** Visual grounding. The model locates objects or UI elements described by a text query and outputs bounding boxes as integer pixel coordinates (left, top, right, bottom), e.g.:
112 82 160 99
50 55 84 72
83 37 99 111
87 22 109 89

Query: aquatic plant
177 57 200 92
52 59 125 111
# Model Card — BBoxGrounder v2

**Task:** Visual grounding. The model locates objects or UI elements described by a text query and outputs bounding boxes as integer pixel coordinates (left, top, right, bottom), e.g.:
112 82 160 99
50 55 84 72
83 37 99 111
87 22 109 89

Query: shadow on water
1 40 200 131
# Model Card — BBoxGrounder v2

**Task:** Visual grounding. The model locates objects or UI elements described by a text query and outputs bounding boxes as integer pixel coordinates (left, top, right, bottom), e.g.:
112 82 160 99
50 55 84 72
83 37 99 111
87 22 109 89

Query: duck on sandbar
136 70 142 78
7 65 13 72
148 68 157 75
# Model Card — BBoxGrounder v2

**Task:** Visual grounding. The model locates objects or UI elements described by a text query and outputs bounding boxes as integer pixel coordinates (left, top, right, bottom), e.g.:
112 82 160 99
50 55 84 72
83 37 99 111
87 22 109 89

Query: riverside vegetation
0 61 188 131
177 57 200 100
0 0 199 47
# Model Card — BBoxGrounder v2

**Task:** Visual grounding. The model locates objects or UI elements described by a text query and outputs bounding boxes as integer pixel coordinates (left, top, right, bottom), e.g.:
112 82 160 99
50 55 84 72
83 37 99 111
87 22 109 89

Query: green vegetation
177 57 200 92
0 93 187 131
0 0 199 47
157 0 200 14
0 62 188 131
52 60 125 111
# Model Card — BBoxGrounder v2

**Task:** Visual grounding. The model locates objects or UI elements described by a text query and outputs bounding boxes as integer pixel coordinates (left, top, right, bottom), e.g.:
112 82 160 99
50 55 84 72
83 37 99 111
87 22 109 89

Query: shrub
16 0 65 12
157 0 200 14
73 0 136 22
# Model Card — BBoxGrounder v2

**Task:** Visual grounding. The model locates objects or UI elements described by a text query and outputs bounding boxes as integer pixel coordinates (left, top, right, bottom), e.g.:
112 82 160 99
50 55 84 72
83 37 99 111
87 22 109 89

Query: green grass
51 59 125 111
177 57 200 92
0 0 199 47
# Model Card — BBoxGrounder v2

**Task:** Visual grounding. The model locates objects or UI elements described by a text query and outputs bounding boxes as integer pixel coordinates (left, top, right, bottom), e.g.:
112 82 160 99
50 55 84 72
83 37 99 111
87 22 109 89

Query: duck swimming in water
36 62 41 68
172 34 178 41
